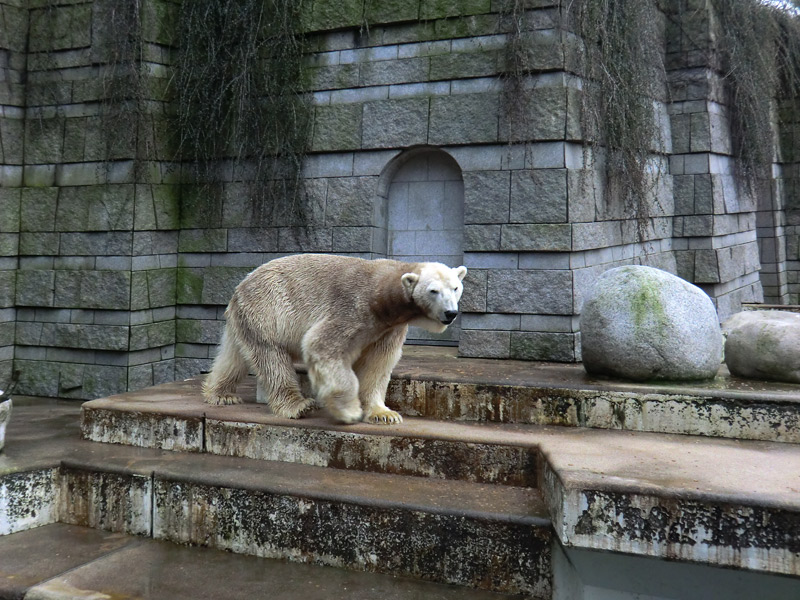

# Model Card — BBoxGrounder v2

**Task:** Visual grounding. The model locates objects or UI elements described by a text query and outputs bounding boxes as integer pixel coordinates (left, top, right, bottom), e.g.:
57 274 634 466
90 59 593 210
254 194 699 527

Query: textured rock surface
580 265 723 381
723 311 800 383
0 399 9 453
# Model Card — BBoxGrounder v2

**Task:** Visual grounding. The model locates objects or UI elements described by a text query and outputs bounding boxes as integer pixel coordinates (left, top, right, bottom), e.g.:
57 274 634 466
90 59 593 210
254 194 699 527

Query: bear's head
401 263 467 333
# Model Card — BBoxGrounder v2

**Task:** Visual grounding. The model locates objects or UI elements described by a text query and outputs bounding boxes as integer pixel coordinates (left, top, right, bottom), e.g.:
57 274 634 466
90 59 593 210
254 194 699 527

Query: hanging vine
711 0 800 192
172 0 312 225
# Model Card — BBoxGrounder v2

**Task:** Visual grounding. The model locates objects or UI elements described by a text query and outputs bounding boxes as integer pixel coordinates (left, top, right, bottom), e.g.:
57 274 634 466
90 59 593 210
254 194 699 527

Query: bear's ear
454 266 467 281
401 272 419 294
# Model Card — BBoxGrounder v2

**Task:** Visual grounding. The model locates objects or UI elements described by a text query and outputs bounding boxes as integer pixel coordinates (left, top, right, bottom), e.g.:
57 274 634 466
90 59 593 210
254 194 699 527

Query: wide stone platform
85 346 800 445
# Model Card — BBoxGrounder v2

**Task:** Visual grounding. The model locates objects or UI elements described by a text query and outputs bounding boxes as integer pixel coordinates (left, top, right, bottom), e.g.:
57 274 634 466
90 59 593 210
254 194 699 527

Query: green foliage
172 0 312 225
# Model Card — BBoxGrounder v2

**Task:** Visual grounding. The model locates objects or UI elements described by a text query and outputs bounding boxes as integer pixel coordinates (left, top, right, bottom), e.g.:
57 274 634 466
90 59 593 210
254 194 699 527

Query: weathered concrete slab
0 467 60 535
539 427 800 577
16 524 523 600
205 418 539 486
80 378 206 451
152 469 552 597
0 523 134 600
82 346 800 444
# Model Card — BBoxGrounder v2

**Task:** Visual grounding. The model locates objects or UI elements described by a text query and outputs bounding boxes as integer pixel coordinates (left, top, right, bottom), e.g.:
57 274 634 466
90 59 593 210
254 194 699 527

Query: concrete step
0 523 522 600
82 377 540 486
3 403 552 597
83 344 800 445
388 347 800 443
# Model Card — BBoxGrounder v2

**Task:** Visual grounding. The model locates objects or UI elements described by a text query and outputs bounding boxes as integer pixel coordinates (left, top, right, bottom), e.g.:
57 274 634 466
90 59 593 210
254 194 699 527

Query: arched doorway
382 148 464 344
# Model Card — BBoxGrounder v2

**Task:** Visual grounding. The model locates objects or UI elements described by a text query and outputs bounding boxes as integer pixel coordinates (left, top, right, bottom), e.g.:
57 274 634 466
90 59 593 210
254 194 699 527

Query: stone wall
0 0 793 398
8 0 179 398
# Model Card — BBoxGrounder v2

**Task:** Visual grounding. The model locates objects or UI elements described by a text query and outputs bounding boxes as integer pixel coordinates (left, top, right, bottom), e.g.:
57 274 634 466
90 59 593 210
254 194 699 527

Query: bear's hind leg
354 327 406 425
203 329 248 405
253 346 315 419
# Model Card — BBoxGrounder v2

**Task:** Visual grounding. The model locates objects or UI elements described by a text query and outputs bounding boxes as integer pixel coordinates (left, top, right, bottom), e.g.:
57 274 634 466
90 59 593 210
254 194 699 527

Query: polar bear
202 254 467 425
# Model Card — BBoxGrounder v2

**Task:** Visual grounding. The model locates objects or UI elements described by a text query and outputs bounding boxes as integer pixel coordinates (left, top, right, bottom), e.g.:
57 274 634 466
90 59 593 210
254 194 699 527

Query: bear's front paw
204 394 243 406
329 403 364 425
364 408 403 425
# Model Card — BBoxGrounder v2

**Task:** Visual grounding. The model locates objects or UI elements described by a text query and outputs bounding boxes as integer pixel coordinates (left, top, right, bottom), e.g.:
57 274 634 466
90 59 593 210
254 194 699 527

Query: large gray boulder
580 265 723 381
723 310 800 383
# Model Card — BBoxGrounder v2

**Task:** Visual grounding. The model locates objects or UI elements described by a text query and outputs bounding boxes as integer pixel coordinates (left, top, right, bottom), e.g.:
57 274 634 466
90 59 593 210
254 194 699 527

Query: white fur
202 254 467 425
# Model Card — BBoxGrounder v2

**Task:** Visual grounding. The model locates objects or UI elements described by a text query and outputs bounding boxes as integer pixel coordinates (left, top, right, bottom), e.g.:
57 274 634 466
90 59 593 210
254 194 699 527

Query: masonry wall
9 0 179 398
0 1 25 387
0 0 792 398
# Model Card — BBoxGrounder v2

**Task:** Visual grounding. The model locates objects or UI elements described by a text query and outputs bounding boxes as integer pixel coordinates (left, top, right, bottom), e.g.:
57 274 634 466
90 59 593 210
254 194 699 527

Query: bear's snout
443 310 459 324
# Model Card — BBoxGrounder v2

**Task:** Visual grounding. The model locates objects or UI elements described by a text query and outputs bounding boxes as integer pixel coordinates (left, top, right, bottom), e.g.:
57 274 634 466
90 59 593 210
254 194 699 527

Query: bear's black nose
443 310 458 323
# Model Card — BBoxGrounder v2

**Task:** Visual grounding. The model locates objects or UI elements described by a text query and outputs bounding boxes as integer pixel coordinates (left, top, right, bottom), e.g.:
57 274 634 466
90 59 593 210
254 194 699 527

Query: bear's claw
364 409 403 425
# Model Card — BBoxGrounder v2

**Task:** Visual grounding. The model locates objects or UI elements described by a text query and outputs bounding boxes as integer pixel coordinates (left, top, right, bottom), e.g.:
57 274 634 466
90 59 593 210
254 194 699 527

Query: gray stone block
178 229 227 254
0 189 20 234
690 112 711 152
429 94 500 145
0 233 18 257
673 175 695 215
0 272 15 308
16 270 55 307
199 267 252 305
464 224 501 251
277 227 333 253
312 104 362 152
463 170 510 224
332 226 374 252
176 318 224 345
499 86 566 142
570 222 621 252
500 224 571 251
362 98 429 148
59 232 133 256
39 323 129 351
128 363 154 391
130 320 176 352
458 329 510 358
19 232 59 256
461 313 520 330
326 177 378 226
54 270 131 310
429 51 499 81
133 231 178 256
487 269 573 314
510 169 567 224
510 331 575 361
670 113 690 154
227 228 278 253
20 188 57 232
460 268 487 312
360 57 429 86
134 184 180 231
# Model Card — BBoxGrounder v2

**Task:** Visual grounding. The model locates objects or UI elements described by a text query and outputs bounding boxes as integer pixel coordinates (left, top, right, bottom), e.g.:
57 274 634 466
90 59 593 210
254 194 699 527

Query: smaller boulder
580 265 723 381
723 310 800 383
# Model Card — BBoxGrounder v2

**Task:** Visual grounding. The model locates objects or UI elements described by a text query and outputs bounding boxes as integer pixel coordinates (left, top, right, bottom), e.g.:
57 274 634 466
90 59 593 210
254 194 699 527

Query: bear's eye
429 289 439 295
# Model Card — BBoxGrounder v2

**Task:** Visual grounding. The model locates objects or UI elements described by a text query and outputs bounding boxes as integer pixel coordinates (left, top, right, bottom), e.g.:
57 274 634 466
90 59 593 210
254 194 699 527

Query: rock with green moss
580 265 722 381
723 311 800 384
